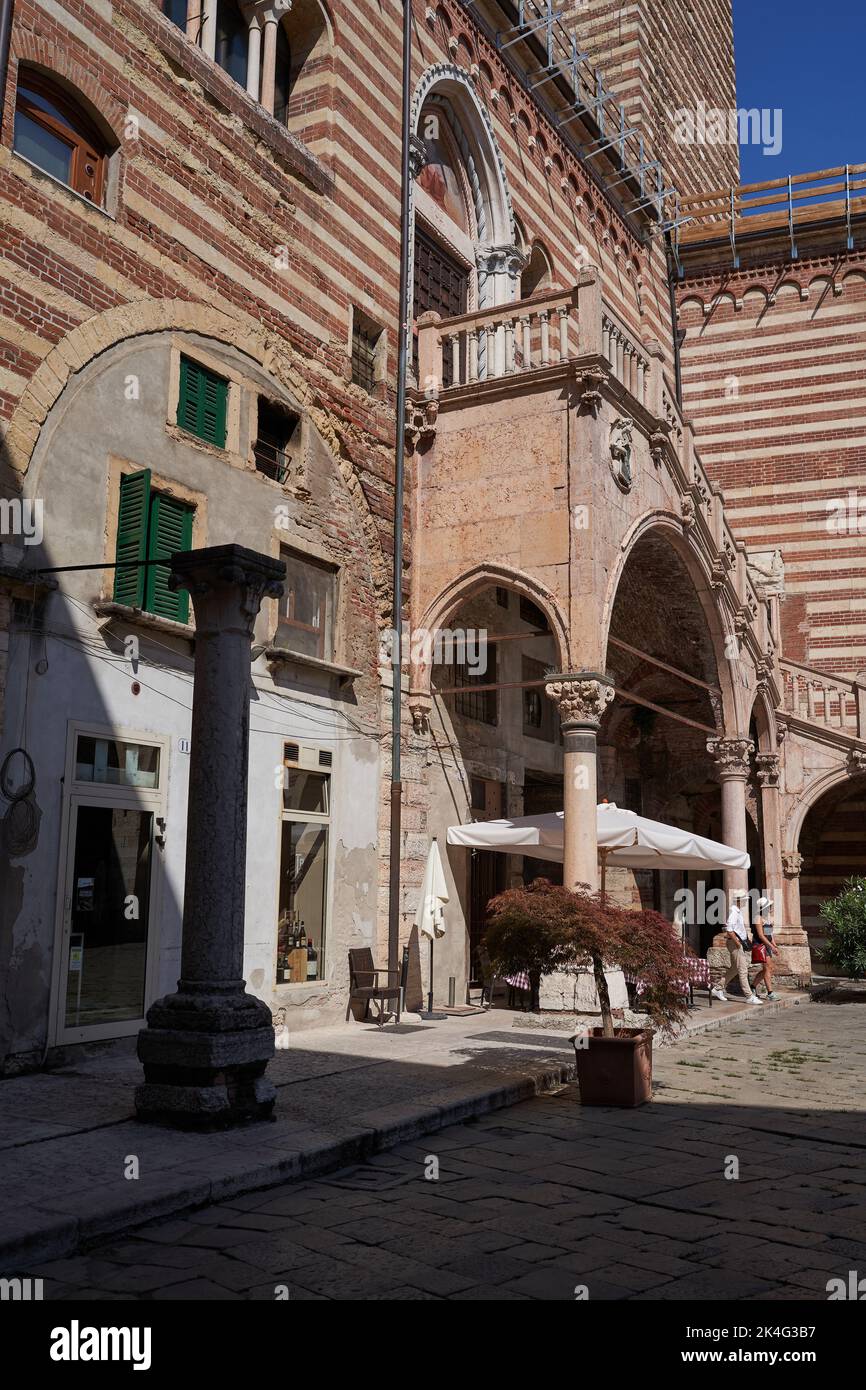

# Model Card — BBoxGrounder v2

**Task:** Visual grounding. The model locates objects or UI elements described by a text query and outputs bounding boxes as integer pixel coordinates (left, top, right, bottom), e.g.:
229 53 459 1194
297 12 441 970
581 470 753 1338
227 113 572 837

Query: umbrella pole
427 937 434 1014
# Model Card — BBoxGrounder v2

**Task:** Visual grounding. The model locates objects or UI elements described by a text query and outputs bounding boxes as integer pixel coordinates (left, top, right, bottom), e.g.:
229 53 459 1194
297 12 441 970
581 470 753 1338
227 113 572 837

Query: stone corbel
848 747 866 776
681 494 696 531
649 428 669 469
408 691 432 736
756 752 780 788
578 366 607 417
405 396 439 451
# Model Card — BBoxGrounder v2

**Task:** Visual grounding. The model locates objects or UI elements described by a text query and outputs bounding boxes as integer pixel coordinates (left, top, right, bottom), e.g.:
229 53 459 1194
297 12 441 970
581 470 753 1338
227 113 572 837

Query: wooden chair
346 947 403 1028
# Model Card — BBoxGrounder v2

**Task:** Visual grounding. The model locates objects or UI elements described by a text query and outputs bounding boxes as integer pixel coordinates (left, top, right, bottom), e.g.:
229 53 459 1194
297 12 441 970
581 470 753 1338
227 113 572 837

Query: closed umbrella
414 836 448 1014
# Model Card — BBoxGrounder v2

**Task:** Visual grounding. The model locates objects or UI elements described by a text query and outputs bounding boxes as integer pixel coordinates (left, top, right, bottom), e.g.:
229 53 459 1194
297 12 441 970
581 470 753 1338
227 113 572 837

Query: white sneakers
748 994 763 1004
711 988 728 1001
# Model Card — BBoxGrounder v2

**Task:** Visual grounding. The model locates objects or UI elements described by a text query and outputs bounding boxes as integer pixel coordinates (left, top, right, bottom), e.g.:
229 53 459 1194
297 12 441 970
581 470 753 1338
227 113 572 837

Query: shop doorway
52 727 166 1044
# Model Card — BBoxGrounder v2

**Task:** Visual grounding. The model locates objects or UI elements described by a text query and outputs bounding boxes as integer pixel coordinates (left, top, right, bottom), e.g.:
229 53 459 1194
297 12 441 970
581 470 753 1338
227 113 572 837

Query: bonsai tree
819 876 866 978
485 878 691 1038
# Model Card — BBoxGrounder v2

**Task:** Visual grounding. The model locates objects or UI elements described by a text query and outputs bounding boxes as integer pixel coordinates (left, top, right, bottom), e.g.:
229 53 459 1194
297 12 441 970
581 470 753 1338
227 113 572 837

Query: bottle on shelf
298 921 307 949
306 938 318 981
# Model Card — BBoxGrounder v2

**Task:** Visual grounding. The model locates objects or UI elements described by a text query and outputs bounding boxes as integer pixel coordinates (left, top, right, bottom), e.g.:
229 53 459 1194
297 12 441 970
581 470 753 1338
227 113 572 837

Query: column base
135 984 276 1129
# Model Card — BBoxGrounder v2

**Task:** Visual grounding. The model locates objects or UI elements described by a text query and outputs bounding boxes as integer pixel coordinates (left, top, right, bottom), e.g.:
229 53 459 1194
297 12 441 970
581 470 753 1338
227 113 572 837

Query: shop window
523 657 554 741
453 641 497 726
351 309 384 393
254 398 299 482
276 747 330 985
75 737 160 789
13 71 109 204
113 469 194 623
276 547 336 661
177 355 228 447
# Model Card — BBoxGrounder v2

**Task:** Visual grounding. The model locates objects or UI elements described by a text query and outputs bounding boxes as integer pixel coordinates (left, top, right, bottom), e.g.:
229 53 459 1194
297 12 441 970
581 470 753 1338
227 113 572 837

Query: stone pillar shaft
136 545 285 1127
546 673 614 892
707 736 754 904
261 18 278 114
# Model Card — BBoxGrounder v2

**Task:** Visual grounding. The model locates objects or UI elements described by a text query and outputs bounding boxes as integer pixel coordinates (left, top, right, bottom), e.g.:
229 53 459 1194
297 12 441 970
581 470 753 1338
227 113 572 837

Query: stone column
260 14 279 115
707 736 754 904
778 850 812 983
196 0 217 60
545 672 614 892
246 15 263 99
756 751 784 910
136 545 285 1127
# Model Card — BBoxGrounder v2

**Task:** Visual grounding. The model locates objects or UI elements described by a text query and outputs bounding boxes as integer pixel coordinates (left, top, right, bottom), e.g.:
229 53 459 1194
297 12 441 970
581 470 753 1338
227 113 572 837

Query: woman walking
752 895 780 1000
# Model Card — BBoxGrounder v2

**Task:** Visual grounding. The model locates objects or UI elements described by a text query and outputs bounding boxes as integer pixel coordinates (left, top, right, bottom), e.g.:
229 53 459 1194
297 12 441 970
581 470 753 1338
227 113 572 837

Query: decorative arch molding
410 562 570 699
601 510 738 732
749 684 779 752
3 298 390 610
10 35 126 143
785 762 866 854
411 63 515 246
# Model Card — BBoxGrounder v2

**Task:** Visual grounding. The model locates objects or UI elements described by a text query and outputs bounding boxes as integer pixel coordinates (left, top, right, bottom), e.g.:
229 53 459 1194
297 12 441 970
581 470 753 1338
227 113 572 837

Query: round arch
785 763 866 855
410 562 570 697
3 298 390 612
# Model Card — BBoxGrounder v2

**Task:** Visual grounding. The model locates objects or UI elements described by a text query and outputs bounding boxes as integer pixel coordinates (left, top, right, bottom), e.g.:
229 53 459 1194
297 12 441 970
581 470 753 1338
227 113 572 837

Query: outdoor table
625 954 712 1007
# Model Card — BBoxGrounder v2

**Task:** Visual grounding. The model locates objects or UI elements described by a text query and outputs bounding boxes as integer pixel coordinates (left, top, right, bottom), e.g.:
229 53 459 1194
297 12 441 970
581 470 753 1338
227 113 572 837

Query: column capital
475 242 526 278
782 850 804 878
170 544 285 639
244 0 291 22
755 751 780 787
545 671 614 730
707 736 754 779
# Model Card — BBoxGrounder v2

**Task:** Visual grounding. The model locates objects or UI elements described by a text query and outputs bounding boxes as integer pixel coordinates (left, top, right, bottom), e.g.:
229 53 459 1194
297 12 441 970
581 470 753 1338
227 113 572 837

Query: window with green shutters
112 470 194 624
177 355 228 448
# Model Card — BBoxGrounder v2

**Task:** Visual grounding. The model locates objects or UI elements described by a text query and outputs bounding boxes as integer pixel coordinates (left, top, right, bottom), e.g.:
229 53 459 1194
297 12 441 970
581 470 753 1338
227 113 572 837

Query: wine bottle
298 921 307 949
307 939 317 981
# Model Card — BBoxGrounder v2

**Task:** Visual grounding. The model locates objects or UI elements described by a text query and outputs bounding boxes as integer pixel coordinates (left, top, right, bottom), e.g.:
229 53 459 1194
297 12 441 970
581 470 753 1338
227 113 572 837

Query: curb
659 990 810 1043
0 1057 573 1274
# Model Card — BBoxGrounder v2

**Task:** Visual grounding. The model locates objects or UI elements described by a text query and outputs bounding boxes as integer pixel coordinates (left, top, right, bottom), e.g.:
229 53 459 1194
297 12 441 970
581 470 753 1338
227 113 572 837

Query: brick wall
677 251 866 677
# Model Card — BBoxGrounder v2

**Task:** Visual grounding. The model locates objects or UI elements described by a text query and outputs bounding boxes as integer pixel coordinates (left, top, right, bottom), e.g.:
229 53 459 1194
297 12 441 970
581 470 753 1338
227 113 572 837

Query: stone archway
2 299 390 617
797 775 866 962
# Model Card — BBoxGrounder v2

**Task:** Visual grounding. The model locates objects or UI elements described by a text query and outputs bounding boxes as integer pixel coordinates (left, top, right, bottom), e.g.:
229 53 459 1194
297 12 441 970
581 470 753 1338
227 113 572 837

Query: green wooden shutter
144 494 194 623
113 469 151 607
177 355 227 447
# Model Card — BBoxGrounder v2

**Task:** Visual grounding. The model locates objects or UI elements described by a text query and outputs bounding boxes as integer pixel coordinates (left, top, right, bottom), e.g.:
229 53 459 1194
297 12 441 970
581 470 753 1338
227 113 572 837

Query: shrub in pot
485 879 692 1106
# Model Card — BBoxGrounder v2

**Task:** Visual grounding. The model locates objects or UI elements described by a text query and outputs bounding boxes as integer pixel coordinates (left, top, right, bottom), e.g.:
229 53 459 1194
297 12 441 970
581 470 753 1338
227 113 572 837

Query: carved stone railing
416 286 579 392
601 306 650 407
781 659 865 736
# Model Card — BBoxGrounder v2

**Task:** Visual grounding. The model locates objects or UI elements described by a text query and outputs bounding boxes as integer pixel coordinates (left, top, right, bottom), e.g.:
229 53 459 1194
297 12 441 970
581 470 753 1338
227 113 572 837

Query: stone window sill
93 600 194 642
151 15 332 196
264 645 364 685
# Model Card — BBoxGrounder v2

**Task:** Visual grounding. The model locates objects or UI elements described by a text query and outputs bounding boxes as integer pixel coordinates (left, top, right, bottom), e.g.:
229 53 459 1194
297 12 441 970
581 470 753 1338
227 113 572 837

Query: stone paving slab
0 990 810 1273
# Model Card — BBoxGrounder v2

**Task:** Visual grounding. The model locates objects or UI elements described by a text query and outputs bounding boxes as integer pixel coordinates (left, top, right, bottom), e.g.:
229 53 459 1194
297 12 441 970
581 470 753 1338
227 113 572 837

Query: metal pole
388 0 413 977
427 938 434 1014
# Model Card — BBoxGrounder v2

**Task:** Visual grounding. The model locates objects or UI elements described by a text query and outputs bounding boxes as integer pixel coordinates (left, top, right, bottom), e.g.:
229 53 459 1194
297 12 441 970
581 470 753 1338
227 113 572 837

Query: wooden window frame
14 70 108 205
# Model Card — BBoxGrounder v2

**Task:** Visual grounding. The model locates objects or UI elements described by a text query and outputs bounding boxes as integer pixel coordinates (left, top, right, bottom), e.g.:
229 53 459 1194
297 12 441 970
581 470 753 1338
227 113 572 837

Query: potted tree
485 879 691 1106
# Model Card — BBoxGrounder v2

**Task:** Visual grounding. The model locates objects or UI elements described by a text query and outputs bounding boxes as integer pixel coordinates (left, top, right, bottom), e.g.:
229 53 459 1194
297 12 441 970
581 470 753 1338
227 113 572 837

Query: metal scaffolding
458 0 672 226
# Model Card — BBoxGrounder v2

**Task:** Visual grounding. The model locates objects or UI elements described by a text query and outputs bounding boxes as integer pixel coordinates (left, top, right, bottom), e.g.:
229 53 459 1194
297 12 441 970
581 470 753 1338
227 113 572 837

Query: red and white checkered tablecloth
625 955 710 996
504 971 531 991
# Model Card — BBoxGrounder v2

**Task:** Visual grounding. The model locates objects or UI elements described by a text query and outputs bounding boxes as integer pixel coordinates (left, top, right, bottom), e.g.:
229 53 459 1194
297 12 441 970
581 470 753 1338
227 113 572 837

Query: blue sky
733 0 866 182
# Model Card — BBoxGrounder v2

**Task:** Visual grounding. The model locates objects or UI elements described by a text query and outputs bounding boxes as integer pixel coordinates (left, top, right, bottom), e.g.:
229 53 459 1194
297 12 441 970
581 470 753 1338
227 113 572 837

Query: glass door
58 798 155 1040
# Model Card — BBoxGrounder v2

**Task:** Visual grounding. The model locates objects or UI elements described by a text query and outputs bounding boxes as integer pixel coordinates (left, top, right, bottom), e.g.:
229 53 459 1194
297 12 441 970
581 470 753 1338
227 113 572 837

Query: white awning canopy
446 802 750 872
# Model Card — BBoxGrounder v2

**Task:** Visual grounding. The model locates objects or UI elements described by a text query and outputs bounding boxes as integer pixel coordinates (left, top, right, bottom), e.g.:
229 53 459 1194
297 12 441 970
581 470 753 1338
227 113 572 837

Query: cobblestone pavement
27 995 866 1301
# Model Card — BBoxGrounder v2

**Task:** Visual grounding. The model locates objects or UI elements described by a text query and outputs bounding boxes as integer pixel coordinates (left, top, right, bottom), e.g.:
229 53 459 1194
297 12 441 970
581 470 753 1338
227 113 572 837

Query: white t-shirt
726 905 748 941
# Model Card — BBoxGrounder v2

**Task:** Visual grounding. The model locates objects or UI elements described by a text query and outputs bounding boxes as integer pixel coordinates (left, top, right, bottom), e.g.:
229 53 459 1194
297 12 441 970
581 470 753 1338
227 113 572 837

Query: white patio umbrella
447 802 750 877
414 836 449 1013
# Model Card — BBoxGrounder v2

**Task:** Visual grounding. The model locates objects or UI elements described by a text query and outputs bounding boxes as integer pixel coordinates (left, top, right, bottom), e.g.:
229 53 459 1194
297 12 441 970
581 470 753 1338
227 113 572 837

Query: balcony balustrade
781 659 866 736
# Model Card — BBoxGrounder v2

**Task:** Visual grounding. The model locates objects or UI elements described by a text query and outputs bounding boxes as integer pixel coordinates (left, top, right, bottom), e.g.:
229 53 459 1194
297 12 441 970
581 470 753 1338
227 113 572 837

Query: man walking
712 890 763 1004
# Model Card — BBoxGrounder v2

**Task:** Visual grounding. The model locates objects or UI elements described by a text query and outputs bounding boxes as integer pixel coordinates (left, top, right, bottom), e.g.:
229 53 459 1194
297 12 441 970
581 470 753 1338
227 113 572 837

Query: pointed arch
410 562 569 697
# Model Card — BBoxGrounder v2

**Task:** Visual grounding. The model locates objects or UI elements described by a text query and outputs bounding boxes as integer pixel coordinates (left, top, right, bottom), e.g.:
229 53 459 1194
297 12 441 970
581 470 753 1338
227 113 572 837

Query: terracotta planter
572 1027 653 1107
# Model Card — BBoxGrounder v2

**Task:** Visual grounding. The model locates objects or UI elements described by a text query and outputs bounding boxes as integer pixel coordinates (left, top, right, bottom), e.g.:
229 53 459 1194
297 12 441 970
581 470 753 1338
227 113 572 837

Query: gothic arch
411 63 517 311
410 562 569 697
602 512 737 732
785 763 866 855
